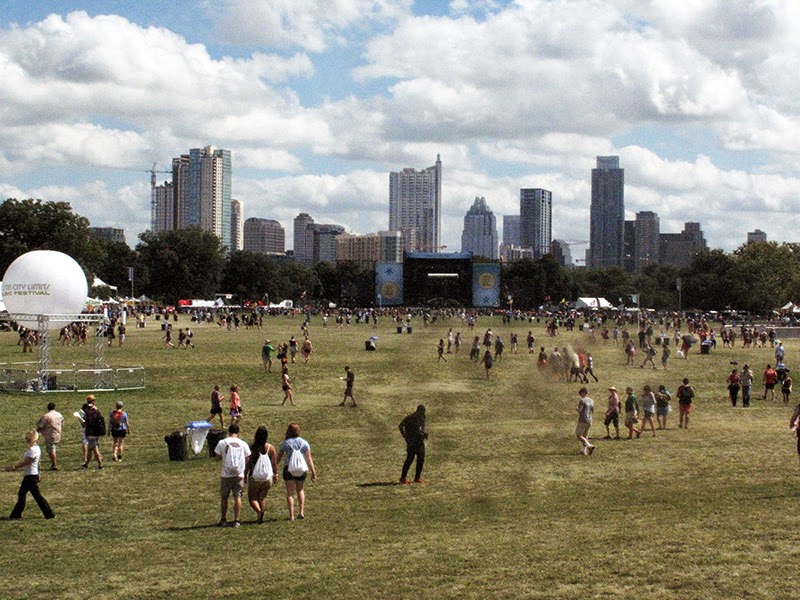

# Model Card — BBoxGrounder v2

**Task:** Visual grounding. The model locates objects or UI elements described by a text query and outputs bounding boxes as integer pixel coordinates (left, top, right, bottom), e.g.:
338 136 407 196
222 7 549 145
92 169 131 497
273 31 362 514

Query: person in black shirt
399 405 428 484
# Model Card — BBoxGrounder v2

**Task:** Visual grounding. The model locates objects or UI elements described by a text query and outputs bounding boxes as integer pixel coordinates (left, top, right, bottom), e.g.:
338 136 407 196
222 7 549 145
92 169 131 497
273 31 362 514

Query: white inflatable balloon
1 250 89 329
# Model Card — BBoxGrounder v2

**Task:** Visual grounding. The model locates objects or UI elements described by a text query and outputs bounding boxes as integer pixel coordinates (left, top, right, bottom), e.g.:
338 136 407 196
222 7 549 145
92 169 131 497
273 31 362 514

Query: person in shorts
655 385 672 430
245 426 278 524
640 384 657 436
603 386 621 439
108 400 130 462
340 365 356 407
36 402 64 471
575 387 595 455
677 378 695 429
763 364 778 401
624 387 642 439
229 385 242 425
276 423 317 521
214 424 251 528
82 395 104 469
207 385 224 428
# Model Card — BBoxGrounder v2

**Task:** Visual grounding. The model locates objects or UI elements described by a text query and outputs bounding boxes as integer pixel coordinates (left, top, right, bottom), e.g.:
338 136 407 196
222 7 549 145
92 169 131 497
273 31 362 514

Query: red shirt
764 368 778 384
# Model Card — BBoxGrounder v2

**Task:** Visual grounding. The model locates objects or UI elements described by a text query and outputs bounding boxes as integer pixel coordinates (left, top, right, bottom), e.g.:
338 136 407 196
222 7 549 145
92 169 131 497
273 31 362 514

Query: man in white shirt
214 424 251 528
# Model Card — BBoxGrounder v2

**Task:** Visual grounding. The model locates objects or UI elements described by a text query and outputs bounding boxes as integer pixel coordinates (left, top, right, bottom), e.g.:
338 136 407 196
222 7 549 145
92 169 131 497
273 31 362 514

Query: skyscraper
230 199 243 252
502 215 520 247
634 211 659 271
152 145 233 250
244 218 285 254
460 197 498 259
589 156 624 268
519 188 552 258
389 155 442 252
293 213 315 265
293 213 345 265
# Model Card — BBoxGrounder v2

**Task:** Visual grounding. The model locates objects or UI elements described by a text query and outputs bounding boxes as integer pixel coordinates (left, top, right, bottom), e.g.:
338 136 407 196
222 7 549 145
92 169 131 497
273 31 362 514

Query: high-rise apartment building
747 229 767 244
389 155 442 252
589 156 624 268
293 213 315 265
550 240 573 268
519 188 552 258
336 231 403 265
152 145 233 250
624 211 660 272
231 199 243 252
244 218 285 254
660 222 707 268
460 197 498 259
502 215 520 247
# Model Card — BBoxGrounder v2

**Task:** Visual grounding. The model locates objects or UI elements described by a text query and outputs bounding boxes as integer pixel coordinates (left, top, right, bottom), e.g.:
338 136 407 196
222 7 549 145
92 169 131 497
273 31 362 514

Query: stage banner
472 263 500 307
375 263 403 306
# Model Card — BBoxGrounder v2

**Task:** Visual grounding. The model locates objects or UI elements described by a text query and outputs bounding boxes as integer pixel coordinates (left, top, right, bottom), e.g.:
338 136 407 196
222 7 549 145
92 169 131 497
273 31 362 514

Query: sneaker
587 445 595 455
400 477 410 485
635 430 642 438
413 478 425 484
339 402 345 407
218 519 228 527
257 513 264 525
82 463 89 469
98 465 104 470
298 514 305 520
233 521 241 528
49 466 58 471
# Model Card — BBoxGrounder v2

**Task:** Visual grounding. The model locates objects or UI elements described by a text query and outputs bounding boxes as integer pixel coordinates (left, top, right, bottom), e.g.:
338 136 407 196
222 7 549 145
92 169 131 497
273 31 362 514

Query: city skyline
1 2 799 254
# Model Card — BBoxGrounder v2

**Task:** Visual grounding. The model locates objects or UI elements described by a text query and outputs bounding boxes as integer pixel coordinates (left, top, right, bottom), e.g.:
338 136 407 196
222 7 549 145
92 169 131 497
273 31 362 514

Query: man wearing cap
36 402 64 471
603 386 621 439
262 340 274 372
576 387 595 455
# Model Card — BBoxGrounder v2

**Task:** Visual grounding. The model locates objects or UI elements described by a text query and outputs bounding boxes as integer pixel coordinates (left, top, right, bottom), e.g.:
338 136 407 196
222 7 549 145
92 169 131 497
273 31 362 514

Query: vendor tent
573 297 613 309
92 276 118 291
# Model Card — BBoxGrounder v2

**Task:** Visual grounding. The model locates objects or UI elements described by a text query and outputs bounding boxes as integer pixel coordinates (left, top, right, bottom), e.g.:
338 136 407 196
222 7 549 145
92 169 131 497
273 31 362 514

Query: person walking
36 402 64 471
229 385 242 425
782 370 793 405
276 423 317 521
482 349 494 379
624 386 642 439
82 395 105 469
207 385 225 428
741 365 754 408
214 424 251 528
575 387 595 455
763 364 778 401
655 385 672 430
281 367 296 406
603 386 621 439
437 339 447 362
585 353 599 382
339 365 356 407
399 405 428 484
262 340 274 372
5 431 55 520
677 378 695 429
245 426 278 524
640 385 657 436
108 401 130 462
727 368 741 407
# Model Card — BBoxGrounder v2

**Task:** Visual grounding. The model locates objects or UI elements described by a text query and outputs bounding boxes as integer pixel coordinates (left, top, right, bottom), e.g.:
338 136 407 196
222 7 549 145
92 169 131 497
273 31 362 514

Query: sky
1 0 799 259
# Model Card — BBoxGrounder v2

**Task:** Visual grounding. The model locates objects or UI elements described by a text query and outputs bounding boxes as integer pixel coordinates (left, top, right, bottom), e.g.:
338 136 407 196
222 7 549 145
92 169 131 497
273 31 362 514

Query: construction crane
148 163 171 188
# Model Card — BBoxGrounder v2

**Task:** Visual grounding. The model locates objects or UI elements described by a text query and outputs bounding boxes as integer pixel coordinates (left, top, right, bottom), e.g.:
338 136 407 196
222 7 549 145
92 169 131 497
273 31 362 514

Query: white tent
92 276 118 291
574 297 613 309
0 281 5 312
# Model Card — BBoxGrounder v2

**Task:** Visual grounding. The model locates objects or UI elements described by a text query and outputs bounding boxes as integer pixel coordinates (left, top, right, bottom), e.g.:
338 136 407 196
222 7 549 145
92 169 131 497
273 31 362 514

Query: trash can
185 421 212 455
164 431 187 461
700 343 710 355
397 326 402 334
207 429 227 458
407 326 413 334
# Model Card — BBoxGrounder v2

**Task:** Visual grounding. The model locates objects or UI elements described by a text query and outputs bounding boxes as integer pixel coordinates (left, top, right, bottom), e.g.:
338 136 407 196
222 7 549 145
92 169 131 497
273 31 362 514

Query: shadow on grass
357 481 401 487
164 518 284 531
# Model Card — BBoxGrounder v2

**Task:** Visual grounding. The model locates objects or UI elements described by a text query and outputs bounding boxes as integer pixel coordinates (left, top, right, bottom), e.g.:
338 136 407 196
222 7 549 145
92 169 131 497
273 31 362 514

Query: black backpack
85 409 107 437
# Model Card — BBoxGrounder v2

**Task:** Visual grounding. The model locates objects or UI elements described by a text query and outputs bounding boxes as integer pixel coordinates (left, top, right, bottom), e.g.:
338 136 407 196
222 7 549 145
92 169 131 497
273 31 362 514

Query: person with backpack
276 423 317 521
214 423 251 528
108 400 130 462
482 349 494 379
245 426 278 524
677 378 695 429
82 395 105 469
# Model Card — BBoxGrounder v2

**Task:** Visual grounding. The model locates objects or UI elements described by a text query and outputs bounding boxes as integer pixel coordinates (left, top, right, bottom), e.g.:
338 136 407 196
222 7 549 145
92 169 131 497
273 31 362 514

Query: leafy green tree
136 228 227 303
631 264 681 310
730 242 800 312
0 198 96 275
221 251 278 304
92 238 142 295
271 262 321 302
681 249 735 311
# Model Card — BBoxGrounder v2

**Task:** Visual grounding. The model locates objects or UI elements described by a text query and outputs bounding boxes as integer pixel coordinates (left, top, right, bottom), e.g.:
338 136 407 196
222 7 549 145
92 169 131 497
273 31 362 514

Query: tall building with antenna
389 155 442 252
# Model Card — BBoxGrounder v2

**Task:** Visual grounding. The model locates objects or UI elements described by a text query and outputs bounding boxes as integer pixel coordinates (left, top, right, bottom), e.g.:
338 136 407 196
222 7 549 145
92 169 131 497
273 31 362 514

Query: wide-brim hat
608 386 618 391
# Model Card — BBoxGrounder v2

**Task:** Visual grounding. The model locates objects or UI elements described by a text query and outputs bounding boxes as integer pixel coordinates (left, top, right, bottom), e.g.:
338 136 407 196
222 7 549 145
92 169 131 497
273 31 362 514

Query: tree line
1 198 797 311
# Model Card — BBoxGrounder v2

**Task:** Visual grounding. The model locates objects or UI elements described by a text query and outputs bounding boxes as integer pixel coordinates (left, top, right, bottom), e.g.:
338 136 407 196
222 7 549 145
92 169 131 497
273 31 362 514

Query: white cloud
208 0 412 51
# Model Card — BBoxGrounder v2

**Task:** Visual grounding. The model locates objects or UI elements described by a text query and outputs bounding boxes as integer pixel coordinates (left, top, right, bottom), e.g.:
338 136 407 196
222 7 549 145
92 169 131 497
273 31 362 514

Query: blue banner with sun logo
375 263 403 306
472 263 500 307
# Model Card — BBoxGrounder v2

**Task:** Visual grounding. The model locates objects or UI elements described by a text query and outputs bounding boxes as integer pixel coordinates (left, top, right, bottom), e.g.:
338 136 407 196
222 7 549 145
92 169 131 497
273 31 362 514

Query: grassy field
1 313 799 599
